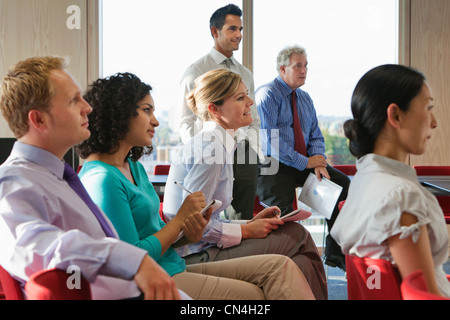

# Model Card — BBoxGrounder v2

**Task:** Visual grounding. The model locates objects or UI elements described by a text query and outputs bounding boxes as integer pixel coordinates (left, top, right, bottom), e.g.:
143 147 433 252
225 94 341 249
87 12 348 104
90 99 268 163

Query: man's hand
306 155 327 169
134 255 181 300
314 166 330 181
306 155 329 181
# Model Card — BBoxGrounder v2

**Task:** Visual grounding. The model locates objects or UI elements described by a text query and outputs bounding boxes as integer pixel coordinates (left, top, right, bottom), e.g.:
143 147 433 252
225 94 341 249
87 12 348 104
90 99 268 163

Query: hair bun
344 119 373 158
343 119 359 141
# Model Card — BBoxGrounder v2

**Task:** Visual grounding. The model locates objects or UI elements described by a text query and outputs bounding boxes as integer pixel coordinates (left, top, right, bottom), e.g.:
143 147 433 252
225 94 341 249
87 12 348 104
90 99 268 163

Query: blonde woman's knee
262 254 316 300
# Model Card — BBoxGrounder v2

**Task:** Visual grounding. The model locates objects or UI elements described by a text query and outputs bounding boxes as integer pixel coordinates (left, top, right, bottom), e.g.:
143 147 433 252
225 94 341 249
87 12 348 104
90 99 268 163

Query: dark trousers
231 140 259 220
257 158 350 257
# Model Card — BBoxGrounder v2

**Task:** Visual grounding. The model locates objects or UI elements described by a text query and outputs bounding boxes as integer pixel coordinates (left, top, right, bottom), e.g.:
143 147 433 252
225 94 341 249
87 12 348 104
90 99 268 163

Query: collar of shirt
357 154 418 184
275 75 297 98
202 121 237 156
210 47 236 67
10 141 65 179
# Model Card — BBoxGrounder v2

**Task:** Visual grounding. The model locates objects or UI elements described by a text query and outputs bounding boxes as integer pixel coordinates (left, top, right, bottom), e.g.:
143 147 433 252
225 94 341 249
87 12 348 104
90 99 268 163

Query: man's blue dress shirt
256 76 325 171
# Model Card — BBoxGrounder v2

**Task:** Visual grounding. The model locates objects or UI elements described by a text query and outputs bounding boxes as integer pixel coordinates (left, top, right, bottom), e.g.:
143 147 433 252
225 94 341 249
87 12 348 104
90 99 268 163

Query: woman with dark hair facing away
76 72 315 300
331 64 450 297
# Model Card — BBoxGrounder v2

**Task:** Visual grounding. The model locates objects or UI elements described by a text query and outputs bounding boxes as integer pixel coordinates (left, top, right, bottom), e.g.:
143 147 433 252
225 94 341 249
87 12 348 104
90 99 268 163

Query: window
102 0 242 169
102 0 398 167
254 0 399 164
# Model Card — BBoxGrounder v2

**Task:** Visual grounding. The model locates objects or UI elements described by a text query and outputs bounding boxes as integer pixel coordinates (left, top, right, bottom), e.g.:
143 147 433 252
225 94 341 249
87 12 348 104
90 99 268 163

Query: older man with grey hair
256 45 350 271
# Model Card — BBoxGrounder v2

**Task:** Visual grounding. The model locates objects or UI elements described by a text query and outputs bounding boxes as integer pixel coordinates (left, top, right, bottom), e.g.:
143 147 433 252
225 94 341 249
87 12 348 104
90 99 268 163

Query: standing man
256 45 350 270
0 56 187 300
179 4 260 220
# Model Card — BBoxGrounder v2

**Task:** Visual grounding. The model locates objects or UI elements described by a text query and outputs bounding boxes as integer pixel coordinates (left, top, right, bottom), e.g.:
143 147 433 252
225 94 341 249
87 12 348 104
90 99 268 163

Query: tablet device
200 199 222 216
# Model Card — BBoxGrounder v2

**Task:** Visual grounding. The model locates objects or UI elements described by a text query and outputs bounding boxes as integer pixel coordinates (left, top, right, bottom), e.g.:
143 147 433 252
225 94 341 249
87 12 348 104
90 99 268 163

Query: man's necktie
63 162 116 238
223 58 232 69
292 91 307 156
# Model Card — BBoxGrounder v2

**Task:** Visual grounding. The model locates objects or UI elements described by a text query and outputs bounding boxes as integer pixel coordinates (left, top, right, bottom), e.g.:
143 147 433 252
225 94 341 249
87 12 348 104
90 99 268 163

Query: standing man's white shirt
179 47 260 156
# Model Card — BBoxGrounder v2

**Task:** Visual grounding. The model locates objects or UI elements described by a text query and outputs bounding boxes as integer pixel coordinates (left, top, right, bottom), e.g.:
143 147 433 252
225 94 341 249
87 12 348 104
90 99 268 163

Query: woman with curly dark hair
76 72 153 162
76 72 316 300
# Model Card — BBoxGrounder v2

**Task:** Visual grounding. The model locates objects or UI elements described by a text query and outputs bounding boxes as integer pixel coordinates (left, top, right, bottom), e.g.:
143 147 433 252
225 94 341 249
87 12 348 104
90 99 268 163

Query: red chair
413 166 450 176
333 165 355 212
153 164 170 203
333 165 357 176
345 255 402 300
414 165 450 224
401 270 450 300
253 196 265 216
0 265 24 300
153 164 170 175
25 268 91 300
159 203 167 223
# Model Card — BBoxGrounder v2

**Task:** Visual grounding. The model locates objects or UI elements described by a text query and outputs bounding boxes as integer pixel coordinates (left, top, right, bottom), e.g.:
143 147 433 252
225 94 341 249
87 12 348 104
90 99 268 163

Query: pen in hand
259 201 281 218
174 181 192 194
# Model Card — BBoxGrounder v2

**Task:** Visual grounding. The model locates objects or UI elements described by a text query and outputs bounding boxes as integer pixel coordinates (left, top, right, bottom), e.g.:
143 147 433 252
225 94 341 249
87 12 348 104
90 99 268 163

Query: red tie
292 91 307 156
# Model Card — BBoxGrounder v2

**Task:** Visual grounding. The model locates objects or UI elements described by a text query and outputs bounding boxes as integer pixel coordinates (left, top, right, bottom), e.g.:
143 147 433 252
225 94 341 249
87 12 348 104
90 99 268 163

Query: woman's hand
251 206 281 222
241 217 284 239
156 191 206 252
174 191 206 223
181 207 212 243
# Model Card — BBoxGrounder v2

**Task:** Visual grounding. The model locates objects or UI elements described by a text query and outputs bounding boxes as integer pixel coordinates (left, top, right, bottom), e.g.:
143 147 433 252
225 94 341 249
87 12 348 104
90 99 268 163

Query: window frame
91 0 406 166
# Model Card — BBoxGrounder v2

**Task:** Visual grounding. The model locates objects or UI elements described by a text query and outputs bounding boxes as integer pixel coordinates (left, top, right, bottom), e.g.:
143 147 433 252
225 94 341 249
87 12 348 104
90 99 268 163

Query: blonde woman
77 72 316 300
164 69 328 300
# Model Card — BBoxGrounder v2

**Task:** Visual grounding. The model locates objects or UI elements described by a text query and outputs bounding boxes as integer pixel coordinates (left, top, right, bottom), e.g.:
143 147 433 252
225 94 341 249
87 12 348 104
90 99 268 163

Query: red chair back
0 265 24 300
401 270 449 300
413 166 450 176
159 203 167 223
333 165 357 176
436 198 450 216
253 196 265 217
345 255 402 300
153 164 170 175
25 268 91 300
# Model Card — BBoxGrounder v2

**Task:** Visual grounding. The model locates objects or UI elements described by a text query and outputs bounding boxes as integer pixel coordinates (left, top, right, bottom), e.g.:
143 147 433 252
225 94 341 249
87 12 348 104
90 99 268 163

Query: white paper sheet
297 173 343 219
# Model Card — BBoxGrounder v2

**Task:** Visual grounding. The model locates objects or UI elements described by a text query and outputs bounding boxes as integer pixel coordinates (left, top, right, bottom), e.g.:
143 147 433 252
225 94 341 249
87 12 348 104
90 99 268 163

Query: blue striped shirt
256 76 325 171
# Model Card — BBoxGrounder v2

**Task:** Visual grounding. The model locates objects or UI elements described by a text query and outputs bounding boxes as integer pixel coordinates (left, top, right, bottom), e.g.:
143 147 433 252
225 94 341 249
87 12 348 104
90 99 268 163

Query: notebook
297 173 343 219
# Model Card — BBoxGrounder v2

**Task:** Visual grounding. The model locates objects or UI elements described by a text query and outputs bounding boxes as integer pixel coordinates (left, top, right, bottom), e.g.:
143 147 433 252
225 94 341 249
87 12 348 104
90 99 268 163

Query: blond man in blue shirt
0 56 184 300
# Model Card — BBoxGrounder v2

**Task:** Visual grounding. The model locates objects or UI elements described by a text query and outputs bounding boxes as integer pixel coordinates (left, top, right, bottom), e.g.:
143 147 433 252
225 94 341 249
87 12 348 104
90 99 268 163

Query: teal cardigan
79 159 186 277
